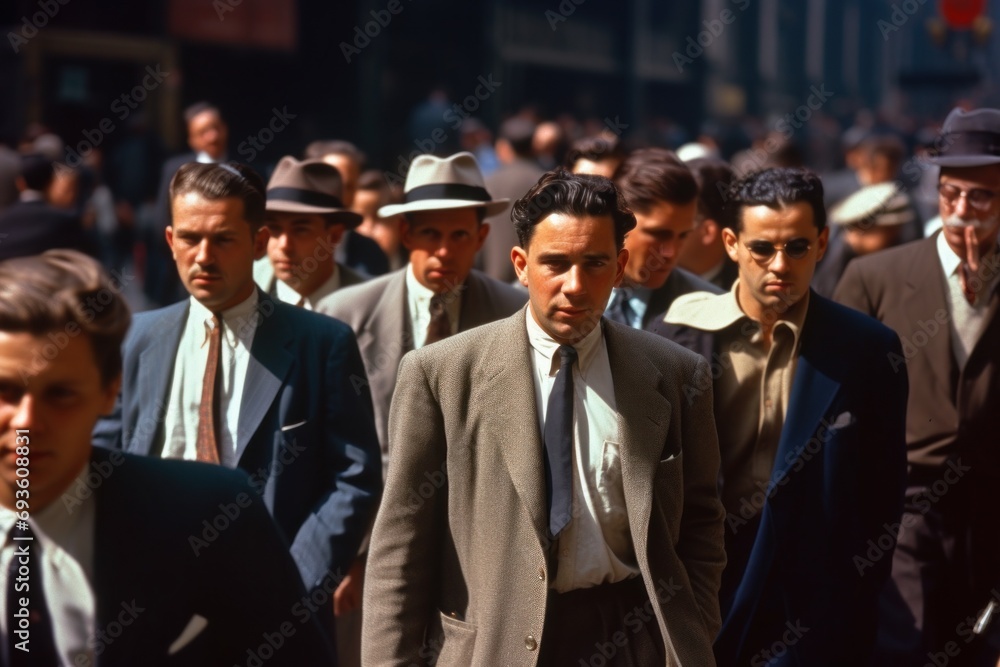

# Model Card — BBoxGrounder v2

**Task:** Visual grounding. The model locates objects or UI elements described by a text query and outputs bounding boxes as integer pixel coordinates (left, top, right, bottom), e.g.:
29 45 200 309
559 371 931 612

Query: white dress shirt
274 267 341 310
162 291 260 466
406 265 461 349
0 468 96 667
937 231 999 367
525 310 639 593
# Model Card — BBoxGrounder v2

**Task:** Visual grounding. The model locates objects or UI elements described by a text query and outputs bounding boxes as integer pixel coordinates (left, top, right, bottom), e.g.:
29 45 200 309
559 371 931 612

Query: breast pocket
436 612 477 666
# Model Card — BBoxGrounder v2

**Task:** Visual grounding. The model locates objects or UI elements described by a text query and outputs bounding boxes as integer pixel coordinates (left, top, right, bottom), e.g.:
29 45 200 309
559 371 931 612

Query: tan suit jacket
362 310 726 666
316 267 527 472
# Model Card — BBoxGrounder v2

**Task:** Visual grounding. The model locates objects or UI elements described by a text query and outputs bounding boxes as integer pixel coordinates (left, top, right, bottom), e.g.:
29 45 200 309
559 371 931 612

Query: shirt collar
525 307 604 380
937 229 963 277
1 464 93 553
195 151 225 164
19 189 44 203
189 289 260 348
274 267 340 310
664 278 809 339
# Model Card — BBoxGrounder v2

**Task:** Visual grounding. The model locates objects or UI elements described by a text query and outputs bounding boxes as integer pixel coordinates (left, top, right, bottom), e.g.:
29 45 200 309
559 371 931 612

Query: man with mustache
652 167 908 666
93 161 383 650
835 107 1000 666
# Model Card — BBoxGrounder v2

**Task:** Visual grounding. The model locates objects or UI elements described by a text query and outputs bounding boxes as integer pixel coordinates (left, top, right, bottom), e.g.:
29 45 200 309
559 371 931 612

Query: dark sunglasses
742 238 812 262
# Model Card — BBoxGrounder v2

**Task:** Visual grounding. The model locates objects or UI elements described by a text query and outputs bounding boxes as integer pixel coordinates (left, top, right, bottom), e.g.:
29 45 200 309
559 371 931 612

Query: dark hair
184 101 223 125
0 250 131 387
20 153 55 191
357 169 388 193
304 140 367 170
722 167 827 233
499 117 536 158
564 135 626 170
169 162 266 230
860 134 906 174
614 148 698 212
687 157 735 223
511 169 636 250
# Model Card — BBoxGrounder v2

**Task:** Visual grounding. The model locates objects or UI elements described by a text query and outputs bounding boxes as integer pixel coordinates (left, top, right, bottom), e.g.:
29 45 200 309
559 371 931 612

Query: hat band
267 187 344 209
933 131 1000 158
405 183 491 204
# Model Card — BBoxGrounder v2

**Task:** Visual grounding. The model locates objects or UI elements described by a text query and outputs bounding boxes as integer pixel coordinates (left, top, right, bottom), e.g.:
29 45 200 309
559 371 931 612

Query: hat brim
378 198 510 218
924 155 1000 167
265 201 363 228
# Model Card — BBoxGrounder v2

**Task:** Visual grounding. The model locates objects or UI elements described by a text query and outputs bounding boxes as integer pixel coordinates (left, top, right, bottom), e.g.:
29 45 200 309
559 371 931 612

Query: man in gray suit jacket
363 169 725 666
317 151 527 467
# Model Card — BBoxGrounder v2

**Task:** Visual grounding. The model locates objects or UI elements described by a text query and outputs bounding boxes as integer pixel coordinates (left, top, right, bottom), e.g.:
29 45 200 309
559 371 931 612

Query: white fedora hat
379 152 509 218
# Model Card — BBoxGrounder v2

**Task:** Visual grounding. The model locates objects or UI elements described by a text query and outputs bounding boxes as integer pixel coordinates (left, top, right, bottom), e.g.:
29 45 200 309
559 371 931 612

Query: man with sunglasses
835 107 1000 667
652 167 908 666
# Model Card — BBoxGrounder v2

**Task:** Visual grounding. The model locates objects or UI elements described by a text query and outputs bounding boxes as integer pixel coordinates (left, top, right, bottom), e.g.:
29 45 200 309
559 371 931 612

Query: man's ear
511 246 529 287
399 217 414 251
614 248 629 287
815 226 829 263
326 223 347 248
165 226 176 260
722 227 739 263
475 222 490 251
101 374 122 415
253 226 268 261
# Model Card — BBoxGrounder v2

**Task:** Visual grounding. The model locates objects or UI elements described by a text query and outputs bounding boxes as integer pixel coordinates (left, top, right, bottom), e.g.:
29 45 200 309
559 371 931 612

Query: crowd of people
0 98 998 667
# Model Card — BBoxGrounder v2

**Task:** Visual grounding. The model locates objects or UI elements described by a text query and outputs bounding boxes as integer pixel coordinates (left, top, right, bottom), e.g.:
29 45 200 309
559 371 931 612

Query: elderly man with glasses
652 167 909 667
836 107 1000 667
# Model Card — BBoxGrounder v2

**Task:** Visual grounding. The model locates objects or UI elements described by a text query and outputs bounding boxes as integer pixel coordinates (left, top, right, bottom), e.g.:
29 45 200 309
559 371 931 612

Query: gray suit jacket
362 312 725 666
316 268 527 472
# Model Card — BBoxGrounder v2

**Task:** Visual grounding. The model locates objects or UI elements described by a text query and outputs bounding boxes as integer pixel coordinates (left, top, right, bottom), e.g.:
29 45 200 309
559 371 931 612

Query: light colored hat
830 182 914 228
378 152 508 218
266 156 362 227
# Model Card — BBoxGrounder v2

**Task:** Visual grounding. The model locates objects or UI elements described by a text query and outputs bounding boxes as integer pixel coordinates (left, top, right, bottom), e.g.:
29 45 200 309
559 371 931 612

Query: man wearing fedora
811 181 915 297
317 151 527 470
93 161 383 650
835 107 1000 666
253 156 368 308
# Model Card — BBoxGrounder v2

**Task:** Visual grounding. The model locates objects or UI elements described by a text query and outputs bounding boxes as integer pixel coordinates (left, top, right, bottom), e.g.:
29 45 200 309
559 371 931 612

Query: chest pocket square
280 420 308 432
825 411 856 431
168 614 208 655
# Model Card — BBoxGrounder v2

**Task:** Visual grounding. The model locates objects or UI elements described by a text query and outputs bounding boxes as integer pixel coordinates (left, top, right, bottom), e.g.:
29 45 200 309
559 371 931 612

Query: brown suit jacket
316 268 527 473
834 234 1000 589
362 310 726 666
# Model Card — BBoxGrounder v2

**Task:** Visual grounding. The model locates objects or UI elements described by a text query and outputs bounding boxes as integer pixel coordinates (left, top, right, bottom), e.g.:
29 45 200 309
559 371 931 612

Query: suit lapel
604 322 672 560
768 297 840 527
483 312 550 543
358 270 410 389
238 293 294 461
903 236 956 390
134 304 187 455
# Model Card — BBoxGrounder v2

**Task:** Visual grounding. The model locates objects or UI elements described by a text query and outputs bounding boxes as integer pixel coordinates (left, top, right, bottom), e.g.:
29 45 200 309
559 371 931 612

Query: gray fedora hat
926 107 1000 167
378 152 508 218
266 157 362 228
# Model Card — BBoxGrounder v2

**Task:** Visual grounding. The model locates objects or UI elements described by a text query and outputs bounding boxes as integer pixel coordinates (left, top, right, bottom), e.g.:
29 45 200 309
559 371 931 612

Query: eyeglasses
937 183 999 211
742 238 812 262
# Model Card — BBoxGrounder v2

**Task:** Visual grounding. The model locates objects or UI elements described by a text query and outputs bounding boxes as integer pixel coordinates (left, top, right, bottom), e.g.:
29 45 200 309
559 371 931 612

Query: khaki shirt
665 281 808 519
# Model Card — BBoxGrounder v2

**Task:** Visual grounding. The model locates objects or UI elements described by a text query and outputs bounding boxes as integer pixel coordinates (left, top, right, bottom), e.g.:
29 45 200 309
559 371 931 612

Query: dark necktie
544 344 577 538
425 294 451 345
607 289 637 327
196 314 222 463
6 523 59 667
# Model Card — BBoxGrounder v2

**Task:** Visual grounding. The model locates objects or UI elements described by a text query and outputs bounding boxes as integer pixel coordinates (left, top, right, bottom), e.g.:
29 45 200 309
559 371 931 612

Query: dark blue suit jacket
86 447 333 665
652 293 908 666
93 290 382 594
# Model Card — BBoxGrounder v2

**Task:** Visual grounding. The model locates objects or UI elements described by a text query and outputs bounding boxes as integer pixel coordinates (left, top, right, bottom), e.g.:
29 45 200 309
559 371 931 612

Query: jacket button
538 567 545 580
525 635 537 651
